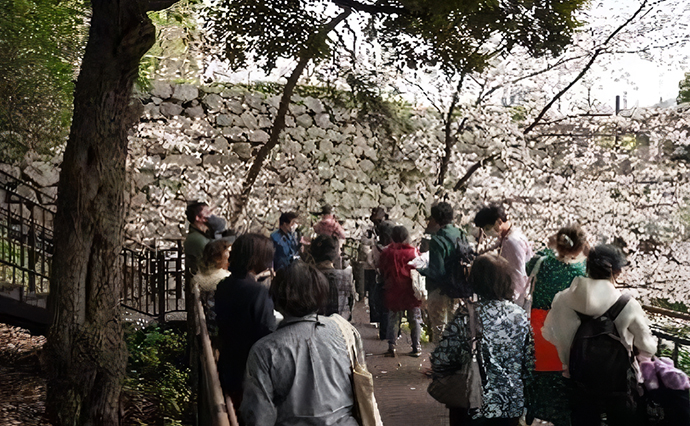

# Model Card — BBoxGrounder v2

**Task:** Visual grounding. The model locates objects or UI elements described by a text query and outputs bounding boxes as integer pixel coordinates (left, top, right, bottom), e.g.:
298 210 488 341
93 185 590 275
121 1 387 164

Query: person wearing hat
312 204 347 240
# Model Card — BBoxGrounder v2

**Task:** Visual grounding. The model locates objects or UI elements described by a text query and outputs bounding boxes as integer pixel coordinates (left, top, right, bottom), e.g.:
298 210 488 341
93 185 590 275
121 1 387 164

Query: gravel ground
0 324 50 426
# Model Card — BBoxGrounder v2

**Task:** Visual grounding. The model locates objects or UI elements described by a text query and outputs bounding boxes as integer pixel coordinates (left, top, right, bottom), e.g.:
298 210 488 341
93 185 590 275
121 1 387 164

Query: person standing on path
418 202 466 344
271 211 301 271
215 233 277 413
379 225 423 357
474 204 533 308
241 260 362 426
543 244 657 426
431 254 534 426
524 225 589 426
311 234 356 320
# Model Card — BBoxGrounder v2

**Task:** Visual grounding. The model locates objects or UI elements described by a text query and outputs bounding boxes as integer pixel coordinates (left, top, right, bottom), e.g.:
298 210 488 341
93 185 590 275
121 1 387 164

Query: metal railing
0 170 55 302
120 241 186 321
643 304 690 365
0 168 186 319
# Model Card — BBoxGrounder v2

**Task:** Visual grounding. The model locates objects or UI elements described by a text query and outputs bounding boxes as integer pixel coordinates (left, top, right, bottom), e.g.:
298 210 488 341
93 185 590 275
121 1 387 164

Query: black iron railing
0 170 55 303
121 241 186 320
0 169 186 319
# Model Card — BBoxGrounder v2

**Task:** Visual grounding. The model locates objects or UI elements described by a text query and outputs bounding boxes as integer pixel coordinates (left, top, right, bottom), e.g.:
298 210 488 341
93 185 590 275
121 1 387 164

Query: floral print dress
431 299 534 420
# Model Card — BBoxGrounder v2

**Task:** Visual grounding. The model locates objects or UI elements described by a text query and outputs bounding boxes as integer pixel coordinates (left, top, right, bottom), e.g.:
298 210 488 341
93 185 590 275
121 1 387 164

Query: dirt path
351 300 450 426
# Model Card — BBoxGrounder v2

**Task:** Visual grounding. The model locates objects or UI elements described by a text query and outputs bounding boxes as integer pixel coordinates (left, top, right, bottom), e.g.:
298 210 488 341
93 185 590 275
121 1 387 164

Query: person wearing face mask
185 201 212 283
271 211 301 271
474 203 533 308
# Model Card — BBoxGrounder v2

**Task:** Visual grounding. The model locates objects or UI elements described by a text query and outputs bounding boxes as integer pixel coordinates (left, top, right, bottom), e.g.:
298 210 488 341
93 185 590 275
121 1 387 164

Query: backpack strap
606 293 633 321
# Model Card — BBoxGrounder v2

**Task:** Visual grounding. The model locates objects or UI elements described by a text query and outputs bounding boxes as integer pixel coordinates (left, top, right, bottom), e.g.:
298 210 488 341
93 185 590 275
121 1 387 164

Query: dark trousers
449 408 519 426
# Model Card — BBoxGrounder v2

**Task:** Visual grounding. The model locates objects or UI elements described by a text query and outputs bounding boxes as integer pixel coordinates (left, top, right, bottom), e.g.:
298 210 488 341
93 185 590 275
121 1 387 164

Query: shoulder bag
332 315 384 426
427 301 485 409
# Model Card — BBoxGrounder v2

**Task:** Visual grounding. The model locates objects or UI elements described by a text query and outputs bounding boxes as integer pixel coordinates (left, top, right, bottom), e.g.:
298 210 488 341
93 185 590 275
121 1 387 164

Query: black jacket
215 274 277 393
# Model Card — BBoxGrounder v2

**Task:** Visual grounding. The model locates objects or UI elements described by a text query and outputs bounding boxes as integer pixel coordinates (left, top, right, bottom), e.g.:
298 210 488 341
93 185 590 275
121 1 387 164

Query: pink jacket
313 215 347 240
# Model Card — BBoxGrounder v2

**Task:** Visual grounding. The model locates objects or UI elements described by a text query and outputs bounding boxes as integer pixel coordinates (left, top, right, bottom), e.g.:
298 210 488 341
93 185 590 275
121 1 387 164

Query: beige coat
542 276 657 371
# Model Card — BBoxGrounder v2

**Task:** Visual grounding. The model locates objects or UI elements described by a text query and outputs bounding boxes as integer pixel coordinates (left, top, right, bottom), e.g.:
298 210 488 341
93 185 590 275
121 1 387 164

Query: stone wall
126 82 441 246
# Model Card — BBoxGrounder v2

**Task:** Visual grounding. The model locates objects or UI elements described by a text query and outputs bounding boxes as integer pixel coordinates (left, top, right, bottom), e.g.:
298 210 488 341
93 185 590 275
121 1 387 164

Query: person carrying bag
427 299 485 410
430 254 533 426
332 314 384 426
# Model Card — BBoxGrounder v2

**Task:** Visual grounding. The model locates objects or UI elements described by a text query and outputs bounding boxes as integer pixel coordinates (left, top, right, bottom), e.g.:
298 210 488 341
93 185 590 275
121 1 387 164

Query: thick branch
453 154 498 191
523 0 649 135
437 92 459 186
231 9 351 224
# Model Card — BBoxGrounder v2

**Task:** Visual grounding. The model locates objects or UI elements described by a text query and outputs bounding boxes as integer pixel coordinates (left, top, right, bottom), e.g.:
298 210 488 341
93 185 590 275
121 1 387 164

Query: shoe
408 348 422 357
384 348 396 357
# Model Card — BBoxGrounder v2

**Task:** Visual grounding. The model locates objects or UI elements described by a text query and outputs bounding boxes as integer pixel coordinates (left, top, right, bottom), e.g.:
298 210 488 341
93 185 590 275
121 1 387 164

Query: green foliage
372 0 587 76
658 345 690 377
138 0 202 89
679 72 690 104
123 323 192 425
202 0 587 80
509 106 528 123
652 298 689 313
344 71 415 135
203 0 335 73
0 0 87 163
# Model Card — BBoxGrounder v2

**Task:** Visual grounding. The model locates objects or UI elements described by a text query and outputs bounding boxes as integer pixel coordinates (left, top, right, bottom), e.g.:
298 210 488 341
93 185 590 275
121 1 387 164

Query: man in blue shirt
271 212 300 271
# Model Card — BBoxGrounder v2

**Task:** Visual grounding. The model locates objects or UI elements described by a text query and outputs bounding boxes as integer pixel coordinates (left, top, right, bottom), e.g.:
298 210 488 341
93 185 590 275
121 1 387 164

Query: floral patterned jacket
431 299 534 419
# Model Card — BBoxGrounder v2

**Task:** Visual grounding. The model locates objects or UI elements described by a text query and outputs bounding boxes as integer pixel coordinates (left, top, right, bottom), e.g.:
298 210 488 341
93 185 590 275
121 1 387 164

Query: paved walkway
351 299 449 426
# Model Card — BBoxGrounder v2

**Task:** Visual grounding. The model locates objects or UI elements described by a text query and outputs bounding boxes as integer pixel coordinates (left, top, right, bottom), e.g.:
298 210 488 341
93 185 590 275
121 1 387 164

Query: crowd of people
182 200 687 426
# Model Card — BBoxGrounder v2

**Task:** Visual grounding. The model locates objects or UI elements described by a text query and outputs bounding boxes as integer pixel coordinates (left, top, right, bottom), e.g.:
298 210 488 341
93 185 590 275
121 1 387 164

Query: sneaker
384 348 396 357
408 348 422 357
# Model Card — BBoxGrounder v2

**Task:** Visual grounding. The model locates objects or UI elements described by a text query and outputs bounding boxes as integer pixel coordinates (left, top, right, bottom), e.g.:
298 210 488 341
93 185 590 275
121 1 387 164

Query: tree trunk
44 1 174 424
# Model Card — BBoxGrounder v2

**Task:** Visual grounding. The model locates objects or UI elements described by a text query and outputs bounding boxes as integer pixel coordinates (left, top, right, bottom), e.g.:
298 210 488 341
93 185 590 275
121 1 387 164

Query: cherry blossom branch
523 0 650 135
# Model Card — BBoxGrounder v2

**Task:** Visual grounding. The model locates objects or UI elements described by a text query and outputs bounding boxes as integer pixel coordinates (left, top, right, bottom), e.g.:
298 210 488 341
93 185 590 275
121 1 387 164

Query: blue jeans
387 307 422 350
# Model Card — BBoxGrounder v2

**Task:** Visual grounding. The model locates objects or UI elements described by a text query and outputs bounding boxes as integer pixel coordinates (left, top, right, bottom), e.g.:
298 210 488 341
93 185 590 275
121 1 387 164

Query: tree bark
229 9 351 228
453 154 498 191
45 1 175 425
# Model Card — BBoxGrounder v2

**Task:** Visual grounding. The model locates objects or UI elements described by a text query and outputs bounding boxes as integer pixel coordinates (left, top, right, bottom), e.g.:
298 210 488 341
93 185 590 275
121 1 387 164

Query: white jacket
542 276 657 369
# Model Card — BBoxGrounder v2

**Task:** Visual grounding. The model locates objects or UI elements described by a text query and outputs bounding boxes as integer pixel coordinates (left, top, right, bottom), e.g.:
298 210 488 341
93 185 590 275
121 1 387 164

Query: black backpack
569 293 634 394
441 233 475 299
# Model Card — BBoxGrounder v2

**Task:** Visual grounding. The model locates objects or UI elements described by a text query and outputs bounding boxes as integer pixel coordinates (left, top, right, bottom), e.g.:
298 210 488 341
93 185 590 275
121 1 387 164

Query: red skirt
531 308 563 372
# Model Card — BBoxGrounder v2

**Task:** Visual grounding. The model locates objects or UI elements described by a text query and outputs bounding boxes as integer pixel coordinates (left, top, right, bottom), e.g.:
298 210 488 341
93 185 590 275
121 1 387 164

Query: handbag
411 269 427 302
332 315 384 426
427 301 485 409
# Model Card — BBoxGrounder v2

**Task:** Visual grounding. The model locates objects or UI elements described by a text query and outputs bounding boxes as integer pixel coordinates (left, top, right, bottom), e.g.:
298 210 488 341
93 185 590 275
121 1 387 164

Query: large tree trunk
45 1 174 424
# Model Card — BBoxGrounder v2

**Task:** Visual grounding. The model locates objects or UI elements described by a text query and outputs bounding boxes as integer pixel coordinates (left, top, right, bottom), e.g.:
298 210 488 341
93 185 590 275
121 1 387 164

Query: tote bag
332 315 384 426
